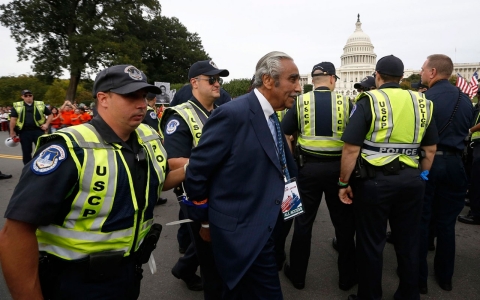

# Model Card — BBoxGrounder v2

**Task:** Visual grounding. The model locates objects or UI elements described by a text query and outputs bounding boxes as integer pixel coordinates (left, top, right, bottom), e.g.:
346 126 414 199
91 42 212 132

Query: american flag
470 71 479 97
456 73 473 97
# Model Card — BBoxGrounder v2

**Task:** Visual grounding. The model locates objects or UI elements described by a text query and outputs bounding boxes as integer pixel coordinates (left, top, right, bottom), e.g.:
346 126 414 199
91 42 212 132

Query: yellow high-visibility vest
360 89 433 168
161 101 207 147
296 91 349 156
35 123 167 260
12 100 46 129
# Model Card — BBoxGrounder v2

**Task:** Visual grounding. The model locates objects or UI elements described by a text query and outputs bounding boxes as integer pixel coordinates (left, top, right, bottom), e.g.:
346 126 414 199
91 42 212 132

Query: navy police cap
376 55 404 77
188 60 229 79
92 65 161 98
311 62 340 79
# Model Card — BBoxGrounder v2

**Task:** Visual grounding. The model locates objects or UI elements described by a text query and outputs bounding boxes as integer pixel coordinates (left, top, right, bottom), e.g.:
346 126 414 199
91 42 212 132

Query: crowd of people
0 51 478 300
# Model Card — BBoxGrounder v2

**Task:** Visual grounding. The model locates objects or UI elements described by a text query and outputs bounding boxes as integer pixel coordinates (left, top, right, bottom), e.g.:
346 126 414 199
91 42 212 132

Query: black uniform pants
39 255 142 300
289 160 356 285
354 167 424 300
18 128 44 165
468 144 480 217
173 202 223 299
419 153 467 285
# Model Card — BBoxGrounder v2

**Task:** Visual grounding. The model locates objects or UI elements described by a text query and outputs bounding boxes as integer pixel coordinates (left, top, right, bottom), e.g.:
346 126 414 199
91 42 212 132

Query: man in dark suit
184 51 301 299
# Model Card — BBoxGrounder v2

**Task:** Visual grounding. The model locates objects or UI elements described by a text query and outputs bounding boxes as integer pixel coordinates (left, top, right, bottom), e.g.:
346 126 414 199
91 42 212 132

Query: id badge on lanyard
281 177 304 221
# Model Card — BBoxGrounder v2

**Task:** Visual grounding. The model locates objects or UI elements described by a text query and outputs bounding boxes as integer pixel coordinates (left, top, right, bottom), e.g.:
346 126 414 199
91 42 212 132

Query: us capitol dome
335 14 376 97
298 14 479 98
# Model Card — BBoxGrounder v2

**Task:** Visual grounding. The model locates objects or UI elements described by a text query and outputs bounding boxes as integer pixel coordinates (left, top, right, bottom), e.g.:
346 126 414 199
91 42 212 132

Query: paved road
0 130 479 299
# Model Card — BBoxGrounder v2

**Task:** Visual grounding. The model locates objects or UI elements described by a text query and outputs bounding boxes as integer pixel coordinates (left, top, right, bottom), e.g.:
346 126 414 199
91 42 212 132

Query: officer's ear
96 92 110 108
190 77 198 89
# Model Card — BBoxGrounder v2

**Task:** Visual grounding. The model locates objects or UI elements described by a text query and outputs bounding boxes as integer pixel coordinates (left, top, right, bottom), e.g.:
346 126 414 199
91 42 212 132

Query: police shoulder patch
349 104 357 117
150 111 157 119
166 119 180 135
31 144 67 175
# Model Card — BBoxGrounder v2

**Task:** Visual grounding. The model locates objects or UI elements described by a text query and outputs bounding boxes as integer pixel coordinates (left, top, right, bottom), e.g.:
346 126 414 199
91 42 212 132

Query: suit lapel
247 92 282 174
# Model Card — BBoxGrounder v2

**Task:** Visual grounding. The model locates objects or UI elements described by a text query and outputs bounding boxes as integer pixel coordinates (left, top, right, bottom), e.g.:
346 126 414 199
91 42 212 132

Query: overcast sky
1 0 479 81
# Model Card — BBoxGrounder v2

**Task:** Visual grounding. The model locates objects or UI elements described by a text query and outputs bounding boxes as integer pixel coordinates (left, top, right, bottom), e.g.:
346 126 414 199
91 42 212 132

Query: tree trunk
66 70 81 101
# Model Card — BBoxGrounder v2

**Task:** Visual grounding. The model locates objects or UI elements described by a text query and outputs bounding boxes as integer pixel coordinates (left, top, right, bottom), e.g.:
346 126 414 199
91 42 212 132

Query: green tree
303 84 313 93
449 75 457 86
0 75 48 106
139 16 210 83
0 0 161 100
222 79 251 98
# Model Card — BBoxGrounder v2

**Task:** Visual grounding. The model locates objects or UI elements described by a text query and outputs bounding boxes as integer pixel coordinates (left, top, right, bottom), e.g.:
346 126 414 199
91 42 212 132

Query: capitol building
299 15 480 98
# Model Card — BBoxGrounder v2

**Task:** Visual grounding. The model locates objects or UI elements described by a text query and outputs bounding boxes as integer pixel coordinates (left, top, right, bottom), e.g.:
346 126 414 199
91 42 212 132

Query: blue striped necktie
269 113 291 181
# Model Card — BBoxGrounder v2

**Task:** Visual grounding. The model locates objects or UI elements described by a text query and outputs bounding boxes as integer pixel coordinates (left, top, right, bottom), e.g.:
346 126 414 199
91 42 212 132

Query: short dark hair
426 54 453 78
378 73 402 84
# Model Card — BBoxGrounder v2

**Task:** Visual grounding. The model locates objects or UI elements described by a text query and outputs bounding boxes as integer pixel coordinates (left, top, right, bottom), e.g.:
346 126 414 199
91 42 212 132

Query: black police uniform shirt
282 87 352 159
341 83 439 147
170 84 231 107
4 115 168 227
10 101 52 131
142 105 160 130
424 79 474 150
163 96 213 159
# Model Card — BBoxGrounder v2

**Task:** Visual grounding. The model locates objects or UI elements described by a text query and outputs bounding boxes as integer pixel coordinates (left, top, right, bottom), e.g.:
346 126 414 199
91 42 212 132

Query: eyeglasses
195 76 223 85
24 94 33 97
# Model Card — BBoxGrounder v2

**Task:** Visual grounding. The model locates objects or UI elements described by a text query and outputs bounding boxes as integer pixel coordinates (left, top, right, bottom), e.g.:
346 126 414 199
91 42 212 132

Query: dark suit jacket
185 90 297 289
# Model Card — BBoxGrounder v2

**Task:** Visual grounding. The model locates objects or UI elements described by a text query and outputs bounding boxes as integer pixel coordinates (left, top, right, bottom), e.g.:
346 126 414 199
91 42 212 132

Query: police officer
0 65 185 300
160 60 228 298
354 75 376 93
418 54 474 293
170 83 232 107
339 55 438 300
142 92 161 132
458 90 480 225
411 81 429 93
142 92 168 206
10 89 52 164
281 62 356 291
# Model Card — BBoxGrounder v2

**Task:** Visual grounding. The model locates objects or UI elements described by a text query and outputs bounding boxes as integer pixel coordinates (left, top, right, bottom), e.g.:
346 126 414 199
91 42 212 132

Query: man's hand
199 223 211 242
40 124 48 131
339 186 353 204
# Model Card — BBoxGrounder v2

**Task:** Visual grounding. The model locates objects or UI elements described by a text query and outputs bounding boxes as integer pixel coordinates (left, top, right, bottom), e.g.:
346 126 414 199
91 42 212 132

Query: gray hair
253 51 293 88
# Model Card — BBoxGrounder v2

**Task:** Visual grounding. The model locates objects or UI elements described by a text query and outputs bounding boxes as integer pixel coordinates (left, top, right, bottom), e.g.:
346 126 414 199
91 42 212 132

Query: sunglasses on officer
23 94 33 97
194 76 223 85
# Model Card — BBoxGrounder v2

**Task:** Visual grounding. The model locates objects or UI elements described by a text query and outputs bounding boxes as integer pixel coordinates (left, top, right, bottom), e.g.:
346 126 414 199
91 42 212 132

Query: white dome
340 14 376 68
335 15 377 97
346 17 373 45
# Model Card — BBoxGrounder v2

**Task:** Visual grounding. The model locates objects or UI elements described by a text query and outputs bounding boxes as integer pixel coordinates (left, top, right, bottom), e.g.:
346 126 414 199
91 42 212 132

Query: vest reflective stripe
472 112 480 141
296 91 349 155
13 101 46 129
58 125 117 231
276 109 288 122
163 101 205 147
38 244 129 261
361 89 433 168
36 123 166 260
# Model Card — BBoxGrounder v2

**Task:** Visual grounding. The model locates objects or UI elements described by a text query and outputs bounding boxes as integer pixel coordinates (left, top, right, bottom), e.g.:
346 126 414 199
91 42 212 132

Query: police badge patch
150 111 157 119
31 144 67 175
124 66 143 80
166 119 180 135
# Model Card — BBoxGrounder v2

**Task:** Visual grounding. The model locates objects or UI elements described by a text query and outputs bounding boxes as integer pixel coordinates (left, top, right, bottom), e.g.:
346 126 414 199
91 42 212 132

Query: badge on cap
150 111 157 119
124 66 143 80
31 145 67 175
209 60 218 69
166 119 180 135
